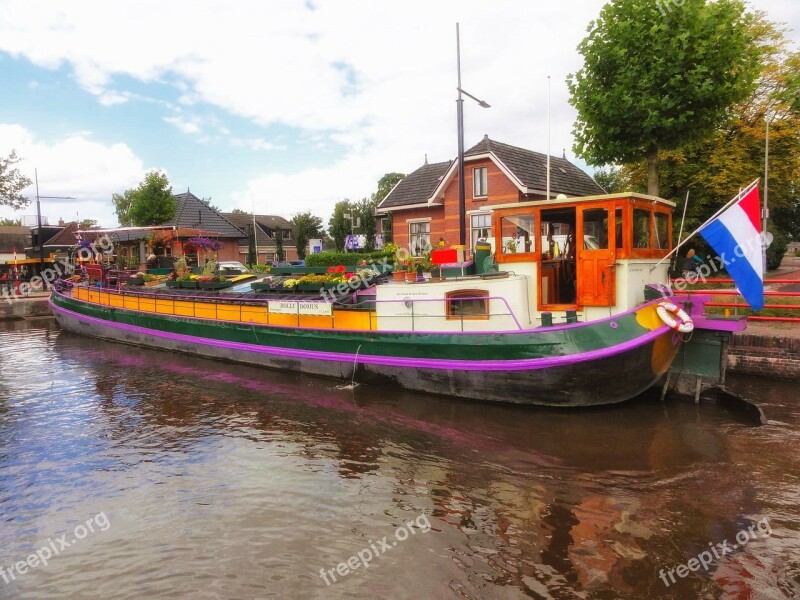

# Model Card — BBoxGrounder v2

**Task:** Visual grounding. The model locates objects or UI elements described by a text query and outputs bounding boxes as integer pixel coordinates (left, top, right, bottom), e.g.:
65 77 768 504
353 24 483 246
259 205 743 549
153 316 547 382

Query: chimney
58 218 65 226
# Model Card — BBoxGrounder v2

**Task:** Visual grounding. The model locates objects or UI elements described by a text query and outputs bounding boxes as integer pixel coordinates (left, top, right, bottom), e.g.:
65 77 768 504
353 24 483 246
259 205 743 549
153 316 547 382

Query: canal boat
49 192 743 407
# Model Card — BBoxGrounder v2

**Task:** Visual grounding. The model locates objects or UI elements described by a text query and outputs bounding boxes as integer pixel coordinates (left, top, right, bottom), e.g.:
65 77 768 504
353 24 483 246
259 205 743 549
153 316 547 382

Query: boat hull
49 291 681 407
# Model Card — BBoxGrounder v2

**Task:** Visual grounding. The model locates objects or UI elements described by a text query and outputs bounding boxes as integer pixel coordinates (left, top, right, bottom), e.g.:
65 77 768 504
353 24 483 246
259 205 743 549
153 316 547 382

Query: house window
470 213 492 250
446 289 490 320
409 221 430 257
473 167 488 198
282 230 291 239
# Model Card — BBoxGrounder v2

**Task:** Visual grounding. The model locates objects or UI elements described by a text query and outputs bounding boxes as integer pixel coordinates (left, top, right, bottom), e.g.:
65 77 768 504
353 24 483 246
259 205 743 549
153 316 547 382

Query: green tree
0 217 22 226
291 211 325 260
355 197 377 251
79 218 98 229
120 171 175 226
112 188 136 226
247 223 257 267
593 167 625 194
568 0 761 196
201 197 220 212
274 228 285 262
0 150 32 210
372 172 405 205
614 16 800 237
328 200 352 252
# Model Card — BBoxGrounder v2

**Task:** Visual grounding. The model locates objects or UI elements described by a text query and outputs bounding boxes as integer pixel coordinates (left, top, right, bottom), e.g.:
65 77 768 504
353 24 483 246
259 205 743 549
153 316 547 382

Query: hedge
305 250 395 267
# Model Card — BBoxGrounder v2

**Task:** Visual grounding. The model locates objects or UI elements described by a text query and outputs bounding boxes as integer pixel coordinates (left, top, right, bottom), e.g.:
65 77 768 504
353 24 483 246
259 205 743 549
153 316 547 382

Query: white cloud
230 138 287 152
0 0 796 221
163 115 203 135
0 124 149 226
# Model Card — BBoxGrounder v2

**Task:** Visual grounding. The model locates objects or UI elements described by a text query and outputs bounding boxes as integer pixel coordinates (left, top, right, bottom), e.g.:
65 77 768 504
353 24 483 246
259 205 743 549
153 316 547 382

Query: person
0 271 7 295
146 253 158 268
682 248 703 275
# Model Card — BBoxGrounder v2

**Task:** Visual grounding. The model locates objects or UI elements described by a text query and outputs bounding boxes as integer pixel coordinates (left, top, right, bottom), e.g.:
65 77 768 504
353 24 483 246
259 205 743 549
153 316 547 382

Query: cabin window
654 212 669 249
633 208 651 249
582 208 609 249
473 167 488 198
408 221 430 257
470 213 492 251
446 289 489 320
615 207 624 249
499 214 535 255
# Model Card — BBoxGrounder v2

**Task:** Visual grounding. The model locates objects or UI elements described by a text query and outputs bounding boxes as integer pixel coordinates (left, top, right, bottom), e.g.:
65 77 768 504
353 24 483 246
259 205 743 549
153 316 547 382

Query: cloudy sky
0 0 797 227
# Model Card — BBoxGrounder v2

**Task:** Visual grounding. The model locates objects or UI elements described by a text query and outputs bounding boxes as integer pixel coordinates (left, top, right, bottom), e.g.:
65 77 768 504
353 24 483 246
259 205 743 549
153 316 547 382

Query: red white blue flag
699 185 764 310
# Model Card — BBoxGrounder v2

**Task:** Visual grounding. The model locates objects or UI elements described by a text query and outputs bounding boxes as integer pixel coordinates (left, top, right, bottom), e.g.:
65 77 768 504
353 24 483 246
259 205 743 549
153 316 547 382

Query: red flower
327 266 336 273
345 272 354 278
336 265 345 273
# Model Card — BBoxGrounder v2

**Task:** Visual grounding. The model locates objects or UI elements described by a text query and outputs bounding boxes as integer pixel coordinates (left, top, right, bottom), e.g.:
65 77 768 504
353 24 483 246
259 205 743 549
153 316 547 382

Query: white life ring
656 301 694 333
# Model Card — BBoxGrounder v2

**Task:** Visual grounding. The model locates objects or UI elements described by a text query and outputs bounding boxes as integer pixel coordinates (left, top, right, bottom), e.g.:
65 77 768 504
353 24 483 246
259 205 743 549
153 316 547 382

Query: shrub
305 250 395 267
766 224 788 270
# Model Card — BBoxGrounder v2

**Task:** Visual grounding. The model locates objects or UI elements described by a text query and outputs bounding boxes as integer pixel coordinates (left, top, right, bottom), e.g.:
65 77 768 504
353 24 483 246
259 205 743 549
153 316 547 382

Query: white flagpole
546 75 551 200
649 179 759 271
763 117 770 273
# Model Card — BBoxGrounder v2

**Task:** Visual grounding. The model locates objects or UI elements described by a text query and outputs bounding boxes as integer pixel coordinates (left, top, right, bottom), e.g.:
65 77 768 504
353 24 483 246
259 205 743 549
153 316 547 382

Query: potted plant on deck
197 260 233 290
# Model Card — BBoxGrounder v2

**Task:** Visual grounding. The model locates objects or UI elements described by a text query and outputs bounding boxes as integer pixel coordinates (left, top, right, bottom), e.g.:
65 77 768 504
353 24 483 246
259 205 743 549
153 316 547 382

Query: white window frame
473 167 488 198
408 219 431 257
470 212 493 251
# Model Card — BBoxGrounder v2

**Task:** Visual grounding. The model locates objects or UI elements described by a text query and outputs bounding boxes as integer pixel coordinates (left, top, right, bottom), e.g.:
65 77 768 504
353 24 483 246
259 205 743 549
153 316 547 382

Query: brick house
376 136 605 256
222 213 299 263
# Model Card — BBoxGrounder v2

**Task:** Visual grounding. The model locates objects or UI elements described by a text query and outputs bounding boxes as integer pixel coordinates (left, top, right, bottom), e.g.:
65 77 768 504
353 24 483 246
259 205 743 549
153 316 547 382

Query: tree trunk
646 144 659 197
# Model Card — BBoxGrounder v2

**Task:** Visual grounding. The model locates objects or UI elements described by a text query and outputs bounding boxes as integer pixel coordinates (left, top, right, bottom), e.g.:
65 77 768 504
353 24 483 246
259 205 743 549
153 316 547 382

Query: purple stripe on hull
50 298 670 372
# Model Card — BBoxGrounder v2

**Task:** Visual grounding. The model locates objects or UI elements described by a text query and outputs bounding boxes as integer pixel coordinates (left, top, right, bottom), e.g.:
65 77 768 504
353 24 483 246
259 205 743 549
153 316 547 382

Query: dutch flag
699 185 764 310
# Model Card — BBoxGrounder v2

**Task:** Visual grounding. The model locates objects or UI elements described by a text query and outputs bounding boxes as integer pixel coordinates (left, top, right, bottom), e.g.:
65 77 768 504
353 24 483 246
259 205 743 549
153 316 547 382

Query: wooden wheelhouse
491 193 675 322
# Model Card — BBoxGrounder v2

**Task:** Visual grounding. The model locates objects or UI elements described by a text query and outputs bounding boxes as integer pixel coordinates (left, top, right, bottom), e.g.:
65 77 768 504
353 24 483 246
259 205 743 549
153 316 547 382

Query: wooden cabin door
576 206 616 306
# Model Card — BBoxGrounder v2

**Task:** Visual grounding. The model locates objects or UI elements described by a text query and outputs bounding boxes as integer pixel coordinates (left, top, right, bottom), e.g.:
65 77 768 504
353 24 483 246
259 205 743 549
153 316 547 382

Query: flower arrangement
185 236 223 252
279 266 375 291
146 231 173 249
504 238 518 253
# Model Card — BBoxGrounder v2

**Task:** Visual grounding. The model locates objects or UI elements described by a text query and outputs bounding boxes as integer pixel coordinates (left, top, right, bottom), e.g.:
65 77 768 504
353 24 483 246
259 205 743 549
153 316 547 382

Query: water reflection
0 320 797 599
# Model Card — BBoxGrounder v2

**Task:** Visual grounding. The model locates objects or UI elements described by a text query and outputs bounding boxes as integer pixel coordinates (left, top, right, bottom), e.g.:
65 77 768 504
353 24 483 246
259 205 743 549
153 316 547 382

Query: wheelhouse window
633 208 651 249
446 289 489 320
473 167 488 198
470 213 492 250
408 221 430 257
654 212 669 249
499 214 535 255
582 208 609 249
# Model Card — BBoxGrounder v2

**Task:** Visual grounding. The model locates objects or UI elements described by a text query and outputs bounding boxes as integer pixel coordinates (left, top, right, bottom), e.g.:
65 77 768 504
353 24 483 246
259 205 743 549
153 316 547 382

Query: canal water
0 320 798 599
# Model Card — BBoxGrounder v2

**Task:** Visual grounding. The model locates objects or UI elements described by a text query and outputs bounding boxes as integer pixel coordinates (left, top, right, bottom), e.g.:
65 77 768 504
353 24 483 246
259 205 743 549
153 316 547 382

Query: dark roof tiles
378 137 604 209
165 193 245 238
465 137 604 197
377 161 452 209
222 213 296 245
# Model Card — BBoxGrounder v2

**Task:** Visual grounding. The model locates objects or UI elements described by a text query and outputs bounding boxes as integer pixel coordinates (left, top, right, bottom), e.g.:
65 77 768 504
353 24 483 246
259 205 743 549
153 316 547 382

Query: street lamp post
455 23 490 248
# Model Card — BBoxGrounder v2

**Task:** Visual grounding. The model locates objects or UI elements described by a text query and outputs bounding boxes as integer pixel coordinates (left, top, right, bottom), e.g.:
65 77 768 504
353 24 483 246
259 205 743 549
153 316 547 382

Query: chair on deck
85 264 106 288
